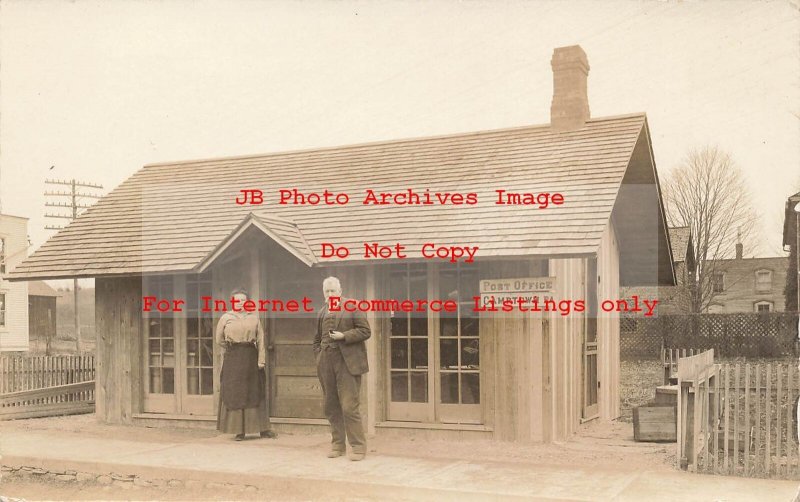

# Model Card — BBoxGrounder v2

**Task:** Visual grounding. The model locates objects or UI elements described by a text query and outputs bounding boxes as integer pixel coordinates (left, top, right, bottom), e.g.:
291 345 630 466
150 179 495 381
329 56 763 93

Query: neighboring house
8 46 675 442
704 244 788 313
0 214 30 351
621 226 695 315
782 190 800 312
28 280 60 353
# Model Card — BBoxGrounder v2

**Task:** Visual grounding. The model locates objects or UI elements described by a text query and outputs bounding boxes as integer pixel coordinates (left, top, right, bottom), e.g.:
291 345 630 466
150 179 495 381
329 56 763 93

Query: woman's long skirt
217 343 270 435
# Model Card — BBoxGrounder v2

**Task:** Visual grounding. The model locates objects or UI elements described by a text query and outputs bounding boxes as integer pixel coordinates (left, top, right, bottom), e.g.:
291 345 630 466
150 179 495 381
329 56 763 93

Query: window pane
461 373 480 404
440 317 458 337
391 372 408 402
410 317 428 337
187 368 200 395
187 339 199 367
462 338 479 368
200 339 214 367
390 268 408 300
201 368 214 395
440 338 458 368
161 319 173 338
149 368 161 394
149 338 161 354
440 373 458 404
410 338 427 369
410 372 428 403
200 314 214 338
149 320 161 338
391 338 408 369
162 368 175 394
461 316 478 337
390 316 408 337
163 338 174 354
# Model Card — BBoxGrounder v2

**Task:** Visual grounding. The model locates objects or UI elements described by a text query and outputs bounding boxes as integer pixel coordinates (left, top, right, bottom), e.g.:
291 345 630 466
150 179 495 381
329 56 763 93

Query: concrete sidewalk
2 427 799 501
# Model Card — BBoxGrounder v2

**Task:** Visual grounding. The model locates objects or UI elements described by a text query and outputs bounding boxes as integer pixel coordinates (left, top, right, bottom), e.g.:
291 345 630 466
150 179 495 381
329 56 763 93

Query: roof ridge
142 113 647 169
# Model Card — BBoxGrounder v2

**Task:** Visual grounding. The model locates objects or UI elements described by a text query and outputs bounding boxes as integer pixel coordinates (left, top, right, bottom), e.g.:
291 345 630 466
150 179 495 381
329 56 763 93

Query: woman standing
216 287 276 440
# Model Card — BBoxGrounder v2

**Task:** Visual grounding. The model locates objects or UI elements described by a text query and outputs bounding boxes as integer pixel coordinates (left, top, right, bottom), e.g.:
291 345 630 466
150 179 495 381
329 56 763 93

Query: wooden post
744 363 751 475
713 366 720 473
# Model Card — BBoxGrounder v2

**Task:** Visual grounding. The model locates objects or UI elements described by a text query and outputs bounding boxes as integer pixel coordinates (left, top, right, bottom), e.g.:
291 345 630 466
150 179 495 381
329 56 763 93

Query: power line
43 177 104 353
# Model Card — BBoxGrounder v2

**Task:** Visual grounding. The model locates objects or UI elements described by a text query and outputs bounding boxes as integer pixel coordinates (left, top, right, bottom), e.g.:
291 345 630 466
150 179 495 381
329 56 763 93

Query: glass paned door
438 264 481 423
183 272 214 414
387 264 431 421
144 275 176 412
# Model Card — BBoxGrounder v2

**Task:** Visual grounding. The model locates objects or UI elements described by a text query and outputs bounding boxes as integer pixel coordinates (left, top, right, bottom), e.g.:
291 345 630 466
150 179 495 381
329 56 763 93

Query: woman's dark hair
230 287 249 298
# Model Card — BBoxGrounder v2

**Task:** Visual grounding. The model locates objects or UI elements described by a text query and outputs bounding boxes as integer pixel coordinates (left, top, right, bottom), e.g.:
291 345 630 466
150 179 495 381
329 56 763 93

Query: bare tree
662 145 760 312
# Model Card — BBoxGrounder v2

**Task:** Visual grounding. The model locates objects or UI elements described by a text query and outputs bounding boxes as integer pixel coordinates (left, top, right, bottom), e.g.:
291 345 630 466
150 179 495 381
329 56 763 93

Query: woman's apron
221 343 262 410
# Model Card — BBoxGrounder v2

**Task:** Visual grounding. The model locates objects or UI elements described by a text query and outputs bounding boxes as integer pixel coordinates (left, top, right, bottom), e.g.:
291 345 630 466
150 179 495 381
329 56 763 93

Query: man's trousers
317 346 366 454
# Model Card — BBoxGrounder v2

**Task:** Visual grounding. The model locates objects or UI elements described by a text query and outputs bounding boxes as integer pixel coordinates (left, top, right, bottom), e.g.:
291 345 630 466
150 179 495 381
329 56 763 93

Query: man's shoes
327 450 345 458
349 452 365 462
234 434 245 441
260 430 277 439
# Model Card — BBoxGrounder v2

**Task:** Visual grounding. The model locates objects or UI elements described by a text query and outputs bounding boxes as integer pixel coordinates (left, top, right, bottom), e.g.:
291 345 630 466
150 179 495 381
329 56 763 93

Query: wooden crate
634 404 677 442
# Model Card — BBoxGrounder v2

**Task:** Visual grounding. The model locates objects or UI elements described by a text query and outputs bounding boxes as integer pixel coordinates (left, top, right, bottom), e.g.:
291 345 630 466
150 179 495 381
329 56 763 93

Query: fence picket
724 363 730 474
744 363 750 475
766 363 772 474
786 363 794 479
755 364 762 476
777 364 783 477
733 363 740 472
713 365 720 474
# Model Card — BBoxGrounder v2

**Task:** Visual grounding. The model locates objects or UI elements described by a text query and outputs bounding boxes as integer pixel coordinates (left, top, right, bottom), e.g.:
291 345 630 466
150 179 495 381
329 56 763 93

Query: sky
1 0 799 271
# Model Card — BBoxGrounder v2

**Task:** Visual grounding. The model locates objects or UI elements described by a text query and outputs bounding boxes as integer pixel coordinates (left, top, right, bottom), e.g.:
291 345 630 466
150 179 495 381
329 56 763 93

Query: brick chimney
550 45 590 132
736 229 743 259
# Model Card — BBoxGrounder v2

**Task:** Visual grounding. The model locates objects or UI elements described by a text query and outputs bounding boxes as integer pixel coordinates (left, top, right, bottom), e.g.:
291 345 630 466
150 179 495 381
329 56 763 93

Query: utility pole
44 178 103 354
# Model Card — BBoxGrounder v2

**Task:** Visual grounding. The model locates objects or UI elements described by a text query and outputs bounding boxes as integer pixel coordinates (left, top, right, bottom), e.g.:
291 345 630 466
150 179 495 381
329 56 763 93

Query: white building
0 214 30 351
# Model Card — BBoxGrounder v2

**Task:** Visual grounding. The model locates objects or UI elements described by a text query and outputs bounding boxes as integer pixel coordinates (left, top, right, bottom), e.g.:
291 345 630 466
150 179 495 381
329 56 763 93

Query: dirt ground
0 413 675 500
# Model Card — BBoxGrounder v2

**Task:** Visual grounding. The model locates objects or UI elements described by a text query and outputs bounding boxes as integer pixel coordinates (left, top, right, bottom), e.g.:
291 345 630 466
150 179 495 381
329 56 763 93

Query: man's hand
258 363 265 369
329 330 345 341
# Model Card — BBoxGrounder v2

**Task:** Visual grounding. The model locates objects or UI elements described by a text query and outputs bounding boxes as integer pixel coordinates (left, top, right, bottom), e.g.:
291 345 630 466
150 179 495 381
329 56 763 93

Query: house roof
783 191 800 247
27 280 60 297
8 113 674 286
668 226 690 263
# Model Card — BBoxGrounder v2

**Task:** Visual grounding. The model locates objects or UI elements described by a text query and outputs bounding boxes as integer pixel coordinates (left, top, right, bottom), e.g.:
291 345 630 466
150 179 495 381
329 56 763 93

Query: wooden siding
95 276 142 423
10 115 664 280
597 222 621 420
548 258 584 440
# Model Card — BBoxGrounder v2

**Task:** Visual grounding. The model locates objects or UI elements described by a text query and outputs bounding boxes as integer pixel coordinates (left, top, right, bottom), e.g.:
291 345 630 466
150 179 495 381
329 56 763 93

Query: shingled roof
8 113 674 286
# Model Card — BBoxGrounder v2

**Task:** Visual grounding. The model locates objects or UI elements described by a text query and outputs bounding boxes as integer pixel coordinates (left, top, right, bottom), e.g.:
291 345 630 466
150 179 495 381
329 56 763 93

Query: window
0 293 5 326
0 238 5 275
755 270 772 293
185 272 214 396
712 273 725 293
754 301 773 312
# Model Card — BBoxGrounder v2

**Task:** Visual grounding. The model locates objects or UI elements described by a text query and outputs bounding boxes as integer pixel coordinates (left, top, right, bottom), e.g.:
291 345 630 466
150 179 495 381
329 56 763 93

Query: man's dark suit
313 299 371 455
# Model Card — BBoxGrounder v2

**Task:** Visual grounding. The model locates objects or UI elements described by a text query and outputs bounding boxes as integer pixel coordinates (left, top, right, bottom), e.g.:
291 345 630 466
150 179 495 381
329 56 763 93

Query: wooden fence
0 381 95 420
677 356 800 479
0 355 95 420
0 354 95 393
622 313 799 360
697 361 800 479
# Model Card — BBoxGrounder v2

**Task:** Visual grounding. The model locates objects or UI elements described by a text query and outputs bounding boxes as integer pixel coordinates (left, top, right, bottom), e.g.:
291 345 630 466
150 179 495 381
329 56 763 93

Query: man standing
313 276 371 461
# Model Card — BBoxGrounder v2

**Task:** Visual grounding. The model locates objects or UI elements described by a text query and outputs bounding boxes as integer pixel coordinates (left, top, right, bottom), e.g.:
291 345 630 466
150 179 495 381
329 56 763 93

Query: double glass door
143 273 215 415
388 263 481 424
